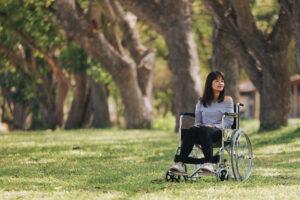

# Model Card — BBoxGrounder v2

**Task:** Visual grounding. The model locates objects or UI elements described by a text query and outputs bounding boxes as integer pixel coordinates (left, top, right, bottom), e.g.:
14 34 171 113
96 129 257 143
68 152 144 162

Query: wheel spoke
231 130 253 181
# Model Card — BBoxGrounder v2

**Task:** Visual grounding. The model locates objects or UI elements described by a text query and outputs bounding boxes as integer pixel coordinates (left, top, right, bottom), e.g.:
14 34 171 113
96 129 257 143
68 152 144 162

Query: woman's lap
187 126 222 144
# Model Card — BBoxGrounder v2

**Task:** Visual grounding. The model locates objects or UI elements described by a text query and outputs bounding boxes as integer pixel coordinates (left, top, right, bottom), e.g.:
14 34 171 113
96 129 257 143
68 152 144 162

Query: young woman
170 71 234 175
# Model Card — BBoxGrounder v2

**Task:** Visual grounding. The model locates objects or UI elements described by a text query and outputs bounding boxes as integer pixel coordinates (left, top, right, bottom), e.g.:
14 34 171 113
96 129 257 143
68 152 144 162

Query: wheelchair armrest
224 112 238 118
180 112 195 118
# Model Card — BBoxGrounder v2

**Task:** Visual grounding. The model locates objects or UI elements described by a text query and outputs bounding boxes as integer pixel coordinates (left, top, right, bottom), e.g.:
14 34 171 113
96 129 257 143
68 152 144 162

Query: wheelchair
165 103 253 182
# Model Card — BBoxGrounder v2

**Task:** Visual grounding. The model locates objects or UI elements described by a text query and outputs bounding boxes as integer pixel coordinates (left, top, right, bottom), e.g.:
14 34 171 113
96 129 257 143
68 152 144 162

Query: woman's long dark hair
201 71 225 107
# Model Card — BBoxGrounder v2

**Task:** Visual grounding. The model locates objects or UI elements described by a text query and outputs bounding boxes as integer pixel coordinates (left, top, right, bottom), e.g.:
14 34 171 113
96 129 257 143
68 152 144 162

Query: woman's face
212 77 224 92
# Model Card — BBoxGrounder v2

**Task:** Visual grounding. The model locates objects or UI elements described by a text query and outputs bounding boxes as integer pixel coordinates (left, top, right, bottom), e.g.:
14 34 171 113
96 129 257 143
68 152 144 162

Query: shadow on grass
253 127 300 148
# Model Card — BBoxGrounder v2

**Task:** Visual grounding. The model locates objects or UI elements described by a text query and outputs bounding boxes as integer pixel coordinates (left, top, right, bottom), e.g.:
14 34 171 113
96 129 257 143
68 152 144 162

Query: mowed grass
0 120 300 200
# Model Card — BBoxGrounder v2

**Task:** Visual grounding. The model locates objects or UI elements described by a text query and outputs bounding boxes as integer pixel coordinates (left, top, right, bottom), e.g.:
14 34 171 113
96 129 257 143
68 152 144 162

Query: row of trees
0 0 299 130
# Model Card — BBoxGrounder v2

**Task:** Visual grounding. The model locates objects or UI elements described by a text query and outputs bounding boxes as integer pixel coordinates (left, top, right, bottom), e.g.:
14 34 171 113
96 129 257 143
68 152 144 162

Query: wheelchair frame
165 103 253 182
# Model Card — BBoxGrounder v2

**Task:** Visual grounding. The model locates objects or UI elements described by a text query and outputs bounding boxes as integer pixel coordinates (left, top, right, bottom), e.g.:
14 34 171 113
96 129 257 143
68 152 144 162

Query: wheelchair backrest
232 103 243 129
232 104 237 129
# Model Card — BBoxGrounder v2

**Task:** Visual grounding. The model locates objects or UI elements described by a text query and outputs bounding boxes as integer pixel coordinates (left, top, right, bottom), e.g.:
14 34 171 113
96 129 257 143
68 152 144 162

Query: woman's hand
206 125 216 128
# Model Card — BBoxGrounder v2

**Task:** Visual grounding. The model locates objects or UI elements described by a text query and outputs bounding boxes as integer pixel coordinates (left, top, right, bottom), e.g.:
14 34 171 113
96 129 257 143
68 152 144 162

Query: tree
1 1 112 129
0 0 70 129
54 0 155 128
119 0 202 129
212 21 240 102
280 0 300 73
0 58 32 129
60 42 94 129
202 0 293 129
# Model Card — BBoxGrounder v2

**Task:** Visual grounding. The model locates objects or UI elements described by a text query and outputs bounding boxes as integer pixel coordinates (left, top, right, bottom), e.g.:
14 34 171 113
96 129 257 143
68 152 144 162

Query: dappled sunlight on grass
1 121 300 199
134 184 300 200
0 190 126 200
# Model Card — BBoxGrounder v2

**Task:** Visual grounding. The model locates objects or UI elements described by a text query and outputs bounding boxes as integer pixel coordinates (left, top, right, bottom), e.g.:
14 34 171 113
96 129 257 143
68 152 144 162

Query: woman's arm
194 100 203 127
224 96 234 129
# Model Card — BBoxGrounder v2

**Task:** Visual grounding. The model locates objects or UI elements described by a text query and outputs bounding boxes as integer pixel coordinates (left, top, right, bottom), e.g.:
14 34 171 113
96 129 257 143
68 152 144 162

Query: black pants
178 126 222 163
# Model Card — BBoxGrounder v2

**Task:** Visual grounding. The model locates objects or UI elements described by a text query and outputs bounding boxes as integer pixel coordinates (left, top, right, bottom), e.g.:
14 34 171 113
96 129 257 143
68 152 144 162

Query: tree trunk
120 0 202 130
164 27 202 129
280 0 300 73
260 59 291 129
295 3 300 73
65 73 89 129
81 85 93 127
90 76 111 128
212 21 239 102
42 105 59 129
12 103 27 130
54 0 153 128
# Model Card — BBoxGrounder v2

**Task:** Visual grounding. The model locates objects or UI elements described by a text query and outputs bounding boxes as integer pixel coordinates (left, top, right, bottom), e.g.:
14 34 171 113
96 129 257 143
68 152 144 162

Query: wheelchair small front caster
164 169 181 182
219 169 229 181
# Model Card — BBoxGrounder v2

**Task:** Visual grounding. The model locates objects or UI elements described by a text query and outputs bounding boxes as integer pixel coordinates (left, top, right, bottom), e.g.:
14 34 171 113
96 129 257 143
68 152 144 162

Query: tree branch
16 30 70 88
0 45 55 104
118 0 164 33
54 0 136 75
267 8 293 52
280 0 300 73
110 1 147 60
230 0 263 39
202 0 263 91
0 46 28 74
30 51 54 104
0 45 52 104
101 0 124 54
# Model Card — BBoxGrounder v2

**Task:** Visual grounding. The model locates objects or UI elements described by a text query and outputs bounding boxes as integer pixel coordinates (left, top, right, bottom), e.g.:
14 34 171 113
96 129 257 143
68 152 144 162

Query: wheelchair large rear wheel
231 130 253 181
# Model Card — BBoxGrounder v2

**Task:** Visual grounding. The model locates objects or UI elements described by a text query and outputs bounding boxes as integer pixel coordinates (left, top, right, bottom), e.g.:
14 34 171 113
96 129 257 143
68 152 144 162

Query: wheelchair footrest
174 154 220 164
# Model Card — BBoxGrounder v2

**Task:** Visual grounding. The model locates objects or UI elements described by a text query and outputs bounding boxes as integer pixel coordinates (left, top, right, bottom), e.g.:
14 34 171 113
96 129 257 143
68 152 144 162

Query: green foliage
0 0 64 50
192 1 212 71
60 42 89 73
250 0 280 33
288 39 297 75
151 112 175 132
0 55 34 105
86 58 112 84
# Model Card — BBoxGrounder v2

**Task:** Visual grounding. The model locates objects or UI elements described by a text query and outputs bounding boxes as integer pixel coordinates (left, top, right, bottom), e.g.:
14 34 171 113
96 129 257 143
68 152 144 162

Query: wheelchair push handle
180 112 195 117
237 102 244 107
224 102 243 118
224 112 238 118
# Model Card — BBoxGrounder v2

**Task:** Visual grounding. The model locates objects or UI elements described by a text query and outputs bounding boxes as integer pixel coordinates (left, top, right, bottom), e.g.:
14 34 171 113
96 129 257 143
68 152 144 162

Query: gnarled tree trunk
54 0 154 128
119 0 202 130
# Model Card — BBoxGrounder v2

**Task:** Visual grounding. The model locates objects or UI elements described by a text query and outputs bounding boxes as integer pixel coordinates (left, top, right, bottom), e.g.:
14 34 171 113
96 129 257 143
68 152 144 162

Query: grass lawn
0 120 300 199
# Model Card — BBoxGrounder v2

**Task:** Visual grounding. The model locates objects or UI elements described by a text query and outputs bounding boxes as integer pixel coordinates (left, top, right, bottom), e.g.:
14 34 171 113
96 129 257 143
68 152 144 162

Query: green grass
0 120 300 199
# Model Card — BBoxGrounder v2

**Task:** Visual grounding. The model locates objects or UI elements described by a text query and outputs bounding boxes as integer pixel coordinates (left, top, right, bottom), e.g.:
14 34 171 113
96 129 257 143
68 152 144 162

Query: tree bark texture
54 0 154 128
90 76 111 128
12 103 28 130
119 0 202 130
65 73 89 129
212 21 240 102
280 0 300 73
202 0 293 129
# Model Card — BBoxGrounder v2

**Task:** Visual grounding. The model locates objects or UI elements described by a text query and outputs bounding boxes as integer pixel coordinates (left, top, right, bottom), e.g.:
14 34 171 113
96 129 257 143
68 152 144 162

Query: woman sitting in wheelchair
170 71 234 175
